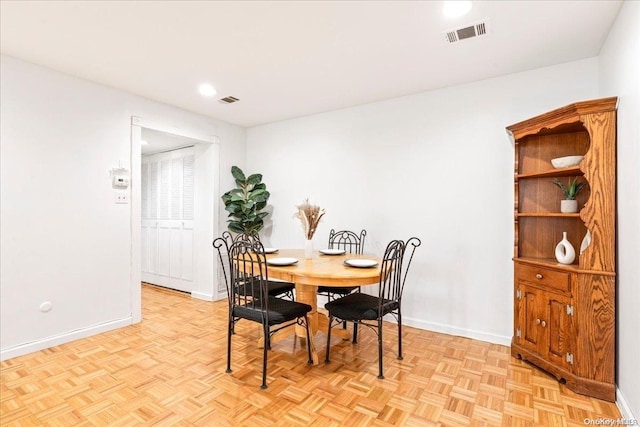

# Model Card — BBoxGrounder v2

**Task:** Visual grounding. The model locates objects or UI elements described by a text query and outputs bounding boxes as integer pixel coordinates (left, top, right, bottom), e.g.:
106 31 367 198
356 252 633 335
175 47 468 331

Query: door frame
130 116 220 323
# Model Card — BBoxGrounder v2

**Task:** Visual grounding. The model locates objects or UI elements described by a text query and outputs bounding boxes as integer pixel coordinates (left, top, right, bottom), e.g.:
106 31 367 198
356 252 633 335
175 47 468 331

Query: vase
555 231 575 265
304 239 313 259
580 230 591 255
560 199 578 213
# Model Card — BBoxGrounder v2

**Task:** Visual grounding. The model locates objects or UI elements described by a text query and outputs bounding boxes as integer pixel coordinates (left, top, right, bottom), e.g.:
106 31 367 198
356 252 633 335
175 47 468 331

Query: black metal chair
213 236 313 389
317 229 366 342
222 231 295 300
317 229 366 300
324 237 421 379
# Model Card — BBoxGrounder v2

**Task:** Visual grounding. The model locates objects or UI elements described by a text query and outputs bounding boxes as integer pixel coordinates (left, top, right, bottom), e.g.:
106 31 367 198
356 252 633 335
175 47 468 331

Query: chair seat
266 280 295 297
317 285 358 295
234 297 311 325
238 279 295 298
325 292 399 321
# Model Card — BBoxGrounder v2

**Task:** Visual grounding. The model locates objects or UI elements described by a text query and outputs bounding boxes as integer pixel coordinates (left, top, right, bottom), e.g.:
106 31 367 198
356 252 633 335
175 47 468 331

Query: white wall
599 0 640 420
0 55 246 360
247 58 599 344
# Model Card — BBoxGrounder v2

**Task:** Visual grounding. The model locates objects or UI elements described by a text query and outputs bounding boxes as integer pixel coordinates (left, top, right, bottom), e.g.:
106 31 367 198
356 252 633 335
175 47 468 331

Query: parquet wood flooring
1 284 621 426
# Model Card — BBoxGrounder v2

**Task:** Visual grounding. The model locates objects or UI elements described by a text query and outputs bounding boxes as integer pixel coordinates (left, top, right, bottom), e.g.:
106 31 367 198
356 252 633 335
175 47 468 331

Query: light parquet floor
1 284 621 426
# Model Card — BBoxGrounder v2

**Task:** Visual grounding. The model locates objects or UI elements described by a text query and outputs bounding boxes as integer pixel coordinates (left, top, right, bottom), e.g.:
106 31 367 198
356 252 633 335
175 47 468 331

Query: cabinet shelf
514 257 580 271
516 213 581 218
516 166 583 179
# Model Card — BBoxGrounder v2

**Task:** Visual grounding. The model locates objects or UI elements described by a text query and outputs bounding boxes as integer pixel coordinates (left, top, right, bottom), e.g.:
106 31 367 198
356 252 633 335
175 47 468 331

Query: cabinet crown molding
506 97 618 140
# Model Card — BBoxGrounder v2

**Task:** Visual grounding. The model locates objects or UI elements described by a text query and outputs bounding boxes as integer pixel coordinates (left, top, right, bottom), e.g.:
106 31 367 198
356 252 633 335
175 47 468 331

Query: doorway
130 117 220 322
141 140 195 293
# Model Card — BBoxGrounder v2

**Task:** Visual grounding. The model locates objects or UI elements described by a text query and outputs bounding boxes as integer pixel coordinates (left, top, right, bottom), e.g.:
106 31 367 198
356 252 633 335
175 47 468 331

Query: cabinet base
511 343 615 402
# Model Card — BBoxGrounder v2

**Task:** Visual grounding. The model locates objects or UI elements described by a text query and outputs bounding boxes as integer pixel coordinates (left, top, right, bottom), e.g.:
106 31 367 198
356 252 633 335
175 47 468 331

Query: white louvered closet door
141 147 195 292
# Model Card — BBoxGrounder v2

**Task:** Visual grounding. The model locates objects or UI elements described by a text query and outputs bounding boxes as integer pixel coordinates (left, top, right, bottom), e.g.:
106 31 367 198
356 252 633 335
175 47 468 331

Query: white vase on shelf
304 239 313 259
555 231 576 265
580 230 592 255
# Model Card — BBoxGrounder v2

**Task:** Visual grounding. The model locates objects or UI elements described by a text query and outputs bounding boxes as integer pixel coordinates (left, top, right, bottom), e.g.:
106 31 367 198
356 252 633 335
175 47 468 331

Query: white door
141 147 195 292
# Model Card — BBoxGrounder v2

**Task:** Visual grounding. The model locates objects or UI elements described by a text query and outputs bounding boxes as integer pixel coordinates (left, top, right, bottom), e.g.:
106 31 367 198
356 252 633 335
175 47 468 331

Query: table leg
295 283 319 334
258 284 350 365
295 284 350 362
317 312 350 340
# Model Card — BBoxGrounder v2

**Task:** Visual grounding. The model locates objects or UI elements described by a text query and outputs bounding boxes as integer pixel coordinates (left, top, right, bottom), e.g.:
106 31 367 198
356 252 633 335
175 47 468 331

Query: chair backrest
377 239 405 304
215 231 258 291
213 236 231 302
328 229 367 254
213 235 270 315
400 237 421 298
378 237 421 304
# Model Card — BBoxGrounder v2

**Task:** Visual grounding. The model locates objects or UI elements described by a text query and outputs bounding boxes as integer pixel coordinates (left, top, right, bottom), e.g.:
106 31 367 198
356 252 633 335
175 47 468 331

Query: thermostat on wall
112 175 129 188
110 166 130 189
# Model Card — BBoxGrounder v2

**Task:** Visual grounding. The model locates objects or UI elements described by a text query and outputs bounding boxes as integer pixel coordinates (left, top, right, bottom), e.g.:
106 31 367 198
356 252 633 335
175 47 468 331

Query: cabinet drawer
516 264 571 293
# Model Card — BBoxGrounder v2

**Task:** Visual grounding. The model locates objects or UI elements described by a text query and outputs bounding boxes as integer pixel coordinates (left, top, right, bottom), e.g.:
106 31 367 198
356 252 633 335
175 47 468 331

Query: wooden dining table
261 249 381 364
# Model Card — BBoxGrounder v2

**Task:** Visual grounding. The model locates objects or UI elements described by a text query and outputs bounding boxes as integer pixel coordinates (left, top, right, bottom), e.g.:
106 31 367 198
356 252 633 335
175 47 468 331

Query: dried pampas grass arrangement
294 198 326 240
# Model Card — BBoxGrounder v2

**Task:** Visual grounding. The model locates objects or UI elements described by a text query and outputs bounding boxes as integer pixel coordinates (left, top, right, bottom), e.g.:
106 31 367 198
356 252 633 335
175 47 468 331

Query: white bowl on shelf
551 155 584 168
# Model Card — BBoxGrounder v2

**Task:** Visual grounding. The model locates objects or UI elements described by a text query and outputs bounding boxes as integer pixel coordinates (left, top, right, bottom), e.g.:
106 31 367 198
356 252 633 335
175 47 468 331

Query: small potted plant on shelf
552 177 586 213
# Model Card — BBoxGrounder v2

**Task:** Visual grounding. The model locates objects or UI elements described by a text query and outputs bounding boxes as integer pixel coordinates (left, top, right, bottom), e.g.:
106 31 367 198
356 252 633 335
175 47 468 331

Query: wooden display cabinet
507 97 617 402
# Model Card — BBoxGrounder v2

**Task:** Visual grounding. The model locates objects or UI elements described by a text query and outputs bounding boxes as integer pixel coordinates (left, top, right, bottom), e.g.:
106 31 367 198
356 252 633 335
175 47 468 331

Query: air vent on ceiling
444 20 490 44
219 96 239 104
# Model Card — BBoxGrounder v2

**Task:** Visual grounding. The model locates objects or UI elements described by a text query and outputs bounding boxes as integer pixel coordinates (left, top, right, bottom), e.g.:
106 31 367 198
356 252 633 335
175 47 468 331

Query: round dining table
262 249 381 364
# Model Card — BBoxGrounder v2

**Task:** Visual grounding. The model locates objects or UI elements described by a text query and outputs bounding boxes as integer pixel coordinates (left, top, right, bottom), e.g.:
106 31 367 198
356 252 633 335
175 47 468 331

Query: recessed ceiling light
198 83 217 97
442 1 472 18
141 140 149 145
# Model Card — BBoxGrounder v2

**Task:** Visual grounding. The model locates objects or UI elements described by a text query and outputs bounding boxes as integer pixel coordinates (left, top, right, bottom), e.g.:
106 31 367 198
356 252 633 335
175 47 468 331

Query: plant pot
560 199 578 213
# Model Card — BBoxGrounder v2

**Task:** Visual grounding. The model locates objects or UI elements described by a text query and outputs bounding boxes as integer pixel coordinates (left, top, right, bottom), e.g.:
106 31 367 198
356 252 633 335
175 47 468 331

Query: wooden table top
263 249 381 287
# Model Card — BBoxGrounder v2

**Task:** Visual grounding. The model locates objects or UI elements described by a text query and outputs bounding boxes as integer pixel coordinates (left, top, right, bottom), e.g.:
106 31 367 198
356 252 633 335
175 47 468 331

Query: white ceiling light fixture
198 83 217 97
442 1 472 19
141 140 149 145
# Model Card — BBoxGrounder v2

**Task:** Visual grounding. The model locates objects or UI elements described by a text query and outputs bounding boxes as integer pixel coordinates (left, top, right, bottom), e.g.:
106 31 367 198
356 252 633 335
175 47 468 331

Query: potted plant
221 166 270 234
552 177 587 213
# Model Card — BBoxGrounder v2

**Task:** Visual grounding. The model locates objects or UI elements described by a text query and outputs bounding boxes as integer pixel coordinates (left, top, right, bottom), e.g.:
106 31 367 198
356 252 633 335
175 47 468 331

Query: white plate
344 259 378 268
319 248 346 255
261 247 279 254
267 257 298 266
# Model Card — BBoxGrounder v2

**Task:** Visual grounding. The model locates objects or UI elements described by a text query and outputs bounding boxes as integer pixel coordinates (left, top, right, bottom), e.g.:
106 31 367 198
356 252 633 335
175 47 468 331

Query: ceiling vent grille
444 20 490 44
219 96 239 104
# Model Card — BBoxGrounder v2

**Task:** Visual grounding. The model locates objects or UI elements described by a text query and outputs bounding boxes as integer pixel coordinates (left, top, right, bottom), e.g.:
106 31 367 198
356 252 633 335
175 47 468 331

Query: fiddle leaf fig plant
221 166 270 234
552 177 586 200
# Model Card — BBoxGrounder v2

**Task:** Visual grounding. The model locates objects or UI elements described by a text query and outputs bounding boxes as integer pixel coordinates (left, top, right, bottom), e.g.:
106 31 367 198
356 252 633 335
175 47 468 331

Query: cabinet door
518 284 573 370
542 292 573 370
520 285 543 353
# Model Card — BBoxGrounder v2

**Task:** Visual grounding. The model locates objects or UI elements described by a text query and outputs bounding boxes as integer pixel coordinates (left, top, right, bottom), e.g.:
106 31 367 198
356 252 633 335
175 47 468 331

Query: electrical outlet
114 191 129 204
40 301 52 312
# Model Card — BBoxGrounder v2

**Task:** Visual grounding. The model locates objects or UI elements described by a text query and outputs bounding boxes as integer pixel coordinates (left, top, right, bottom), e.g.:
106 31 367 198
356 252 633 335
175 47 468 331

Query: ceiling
140 128 199 155
0 1 623 128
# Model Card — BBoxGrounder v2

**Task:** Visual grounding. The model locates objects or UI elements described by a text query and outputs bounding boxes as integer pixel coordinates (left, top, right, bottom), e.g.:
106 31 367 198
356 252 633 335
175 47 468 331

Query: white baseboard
400 316 512 346
191 291 215 301
616 388 638 422
0 317 132 362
